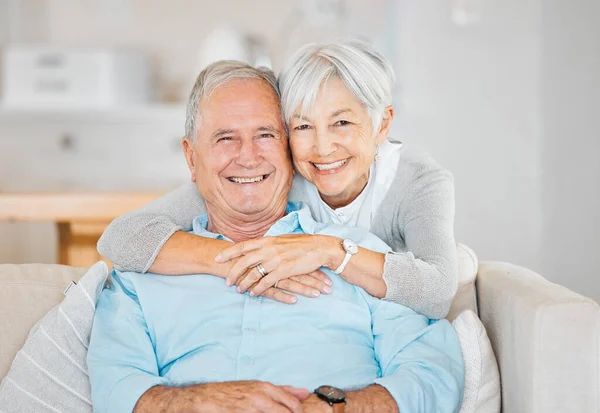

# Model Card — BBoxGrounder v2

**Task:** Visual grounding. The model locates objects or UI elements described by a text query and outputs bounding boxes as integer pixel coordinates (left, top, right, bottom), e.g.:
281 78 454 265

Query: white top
296 139 404 231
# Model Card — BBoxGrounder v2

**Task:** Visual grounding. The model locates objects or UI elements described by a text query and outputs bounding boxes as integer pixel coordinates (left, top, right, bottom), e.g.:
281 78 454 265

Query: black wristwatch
315 385 346 413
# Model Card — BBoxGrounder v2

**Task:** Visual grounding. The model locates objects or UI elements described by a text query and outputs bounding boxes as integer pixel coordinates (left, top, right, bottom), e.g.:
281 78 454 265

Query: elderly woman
98 40 457 319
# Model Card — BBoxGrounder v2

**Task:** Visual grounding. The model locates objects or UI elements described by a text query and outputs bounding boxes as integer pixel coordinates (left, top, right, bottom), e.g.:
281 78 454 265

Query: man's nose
236 140 262 169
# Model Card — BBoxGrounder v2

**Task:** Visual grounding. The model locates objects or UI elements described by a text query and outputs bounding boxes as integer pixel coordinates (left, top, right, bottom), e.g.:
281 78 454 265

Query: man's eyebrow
212 128 236 138
329 108 353 118
256 126 282 135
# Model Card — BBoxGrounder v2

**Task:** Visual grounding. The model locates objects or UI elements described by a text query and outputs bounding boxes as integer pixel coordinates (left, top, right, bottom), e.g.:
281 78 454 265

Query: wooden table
0 193 162 267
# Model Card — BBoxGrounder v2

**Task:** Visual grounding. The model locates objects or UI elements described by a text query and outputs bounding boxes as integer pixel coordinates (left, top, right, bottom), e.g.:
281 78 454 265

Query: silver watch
333 239 358 275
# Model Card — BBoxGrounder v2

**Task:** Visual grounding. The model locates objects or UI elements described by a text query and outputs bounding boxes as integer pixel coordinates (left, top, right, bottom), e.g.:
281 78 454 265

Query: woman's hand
215 234 341 299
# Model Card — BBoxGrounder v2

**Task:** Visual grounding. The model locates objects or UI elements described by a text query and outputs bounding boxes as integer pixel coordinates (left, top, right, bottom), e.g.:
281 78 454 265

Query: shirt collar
192 214 228 240
191 202 317 240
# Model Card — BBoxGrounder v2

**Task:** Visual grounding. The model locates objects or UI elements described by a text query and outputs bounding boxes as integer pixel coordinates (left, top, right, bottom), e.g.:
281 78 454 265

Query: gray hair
185 60 280 142
278 40 395 133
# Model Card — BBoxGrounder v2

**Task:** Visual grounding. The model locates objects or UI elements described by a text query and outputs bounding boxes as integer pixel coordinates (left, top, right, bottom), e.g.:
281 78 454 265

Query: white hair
278 40 395 133
185 60 280 143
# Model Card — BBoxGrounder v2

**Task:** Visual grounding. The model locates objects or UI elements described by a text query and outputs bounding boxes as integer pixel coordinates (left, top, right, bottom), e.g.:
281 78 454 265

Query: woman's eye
294 124 311 131
334 120 351 126
218 137 233 142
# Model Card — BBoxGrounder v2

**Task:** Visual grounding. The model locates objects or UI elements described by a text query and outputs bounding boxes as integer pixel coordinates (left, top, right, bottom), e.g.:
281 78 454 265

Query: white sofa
1 245 599 412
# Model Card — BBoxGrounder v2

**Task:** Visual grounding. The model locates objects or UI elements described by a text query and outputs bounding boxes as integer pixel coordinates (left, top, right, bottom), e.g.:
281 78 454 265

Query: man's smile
226 173 271 184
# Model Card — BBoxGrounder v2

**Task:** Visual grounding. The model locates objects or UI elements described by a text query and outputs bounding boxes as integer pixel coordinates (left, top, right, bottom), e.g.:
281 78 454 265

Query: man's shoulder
108 269 146 295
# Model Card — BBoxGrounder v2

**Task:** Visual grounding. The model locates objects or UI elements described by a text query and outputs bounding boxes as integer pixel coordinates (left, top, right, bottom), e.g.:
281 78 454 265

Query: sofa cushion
0 261 108 412
448 243 479 322
0 263 88 378
453 310 501 413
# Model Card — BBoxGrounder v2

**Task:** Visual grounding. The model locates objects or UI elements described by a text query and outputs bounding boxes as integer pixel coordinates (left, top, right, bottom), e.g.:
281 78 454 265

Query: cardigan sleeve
97 181 206 273
381 168 458 319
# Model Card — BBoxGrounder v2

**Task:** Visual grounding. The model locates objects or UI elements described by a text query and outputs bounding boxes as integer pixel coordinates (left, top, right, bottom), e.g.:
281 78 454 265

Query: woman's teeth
229 175 267 183
313 159 348 171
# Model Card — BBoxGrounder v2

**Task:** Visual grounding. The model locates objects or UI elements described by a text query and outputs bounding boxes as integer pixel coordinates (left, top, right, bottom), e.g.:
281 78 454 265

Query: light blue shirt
88 203 464 413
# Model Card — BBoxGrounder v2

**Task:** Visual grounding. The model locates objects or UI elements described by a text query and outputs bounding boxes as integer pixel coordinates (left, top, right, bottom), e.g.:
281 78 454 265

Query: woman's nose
314 129 335 158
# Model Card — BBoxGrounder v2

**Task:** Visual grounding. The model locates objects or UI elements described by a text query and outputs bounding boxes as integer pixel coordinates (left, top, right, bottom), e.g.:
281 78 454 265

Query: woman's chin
313 183 349 202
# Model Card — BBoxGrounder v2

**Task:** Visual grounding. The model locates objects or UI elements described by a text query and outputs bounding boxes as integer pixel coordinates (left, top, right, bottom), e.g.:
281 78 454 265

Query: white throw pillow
453 310 501 413
0 261 108 413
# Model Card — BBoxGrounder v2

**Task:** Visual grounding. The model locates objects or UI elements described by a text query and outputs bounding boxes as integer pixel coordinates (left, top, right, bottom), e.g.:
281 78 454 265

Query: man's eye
218 137 233 142
334 120 351 126
259 134 275 139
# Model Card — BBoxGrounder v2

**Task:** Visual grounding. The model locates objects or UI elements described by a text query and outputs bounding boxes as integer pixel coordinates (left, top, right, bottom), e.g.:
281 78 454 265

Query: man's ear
375 106 395 146
182 137 197 182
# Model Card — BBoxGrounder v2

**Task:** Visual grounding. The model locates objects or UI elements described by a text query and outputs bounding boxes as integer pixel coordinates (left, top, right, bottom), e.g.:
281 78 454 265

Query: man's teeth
314 159 347 171
229 175 266 183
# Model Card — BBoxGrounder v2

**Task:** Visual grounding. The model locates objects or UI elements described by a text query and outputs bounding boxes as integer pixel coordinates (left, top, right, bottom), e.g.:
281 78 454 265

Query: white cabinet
0 105 190 191
0 105 190 264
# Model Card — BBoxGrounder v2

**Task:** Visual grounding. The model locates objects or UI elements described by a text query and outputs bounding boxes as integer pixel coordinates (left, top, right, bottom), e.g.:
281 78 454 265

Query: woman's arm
98 182 330 302
222 167 457 319
377 168 458 319
321 239 387 298
149 231 234 276
216 234 387 299
98 182 206 273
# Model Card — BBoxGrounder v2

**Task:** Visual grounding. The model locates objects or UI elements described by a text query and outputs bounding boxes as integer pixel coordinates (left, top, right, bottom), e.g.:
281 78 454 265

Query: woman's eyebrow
293 113 312 122
329 108 352 119
292 108 353 122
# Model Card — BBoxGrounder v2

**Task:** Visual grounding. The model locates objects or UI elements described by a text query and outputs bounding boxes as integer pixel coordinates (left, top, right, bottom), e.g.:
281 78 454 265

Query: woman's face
289 77 392 208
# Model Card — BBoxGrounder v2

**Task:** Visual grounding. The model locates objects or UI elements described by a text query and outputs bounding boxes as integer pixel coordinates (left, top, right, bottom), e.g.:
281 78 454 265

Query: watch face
342 239 358 255
315 385 346 403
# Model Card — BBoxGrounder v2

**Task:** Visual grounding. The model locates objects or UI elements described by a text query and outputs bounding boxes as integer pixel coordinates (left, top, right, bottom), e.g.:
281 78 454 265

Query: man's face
183 79 292 221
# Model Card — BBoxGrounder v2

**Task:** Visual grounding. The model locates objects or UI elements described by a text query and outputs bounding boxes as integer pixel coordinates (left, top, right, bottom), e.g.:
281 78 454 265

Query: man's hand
196 381 309 413
216 234 334 297
134 381 310 413
302 385 400 413
301 394 333 413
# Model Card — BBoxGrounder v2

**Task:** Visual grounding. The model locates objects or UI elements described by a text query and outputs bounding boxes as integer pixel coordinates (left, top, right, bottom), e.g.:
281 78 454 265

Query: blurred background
0 0 598 301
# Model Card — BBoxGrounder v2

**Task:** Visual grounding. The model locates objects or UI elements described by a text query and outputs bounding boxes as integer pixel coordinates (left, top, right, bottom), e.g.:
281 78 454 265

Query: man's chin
227 200 273 217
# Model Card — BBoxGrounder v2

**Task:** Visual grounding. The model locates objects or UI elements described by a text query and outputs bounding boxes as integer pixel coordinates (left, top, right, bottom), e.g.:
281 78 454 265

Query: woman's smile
312 158 350 174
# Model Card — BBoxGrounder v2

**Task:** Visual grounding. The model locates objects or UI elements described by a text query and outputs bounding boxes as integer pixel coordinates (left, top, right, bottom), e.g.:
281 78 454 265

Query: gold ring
256 263 268 278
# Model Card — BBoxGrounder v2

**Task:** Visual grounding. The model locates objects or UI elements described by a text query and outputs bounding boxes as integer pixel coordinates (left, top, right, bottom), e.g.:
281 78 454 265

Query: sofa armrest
477 261 600 413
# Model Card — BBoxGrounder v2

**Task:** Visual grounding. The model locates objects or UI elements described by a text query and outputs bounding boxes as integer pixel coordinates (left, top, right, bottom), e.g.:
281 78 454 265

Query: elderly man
87 61 464 413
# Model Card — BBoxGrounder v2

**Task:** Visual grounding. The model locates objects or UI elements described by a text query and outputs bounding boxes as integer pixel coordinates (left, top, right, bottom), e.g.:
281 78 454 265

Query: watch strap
332 402 346 413
333 252 352 275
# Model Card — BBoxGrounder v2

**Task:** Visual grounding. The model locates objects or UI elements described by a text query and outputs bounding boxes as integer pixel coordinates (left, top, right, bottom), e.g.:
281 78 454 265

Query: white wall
41 0 386 101
541 0 600 299
394 0 543 273
0 0 388 265
392 0 600 301
1 1 598 302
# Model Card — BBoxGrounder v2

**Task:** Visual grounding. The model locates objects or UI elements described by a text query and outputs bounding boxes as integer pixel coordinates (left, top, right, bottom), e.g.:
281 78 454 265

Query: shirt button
241 355 251 361
243 327 255 332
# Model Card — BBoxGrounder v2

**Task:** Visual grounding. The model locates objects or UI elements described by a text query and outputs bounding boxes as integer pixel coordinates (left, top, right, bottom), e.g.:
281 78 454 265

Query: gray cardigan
97 144 458 319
